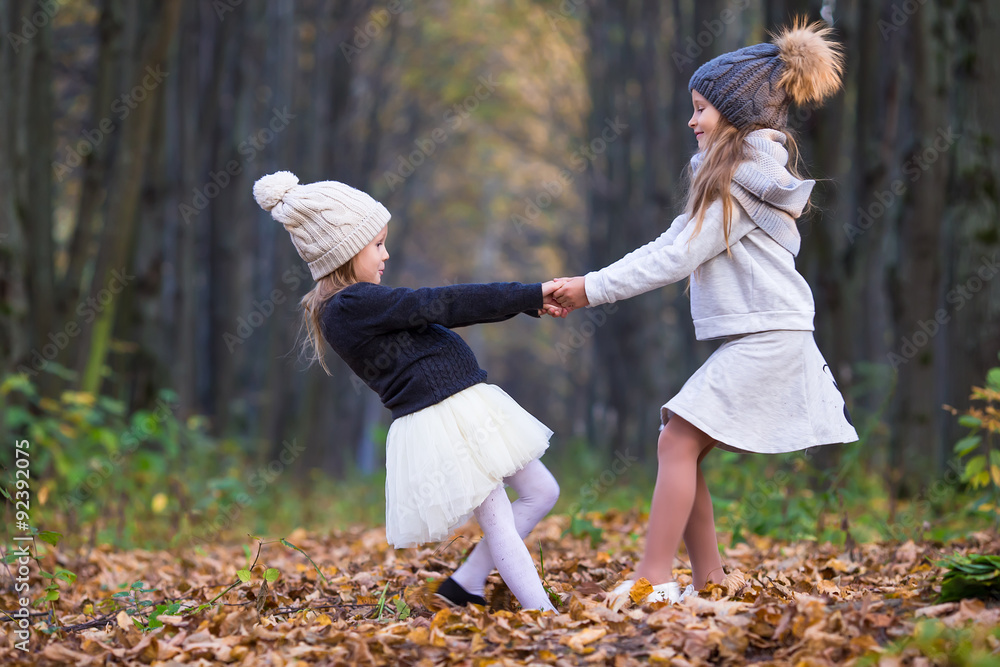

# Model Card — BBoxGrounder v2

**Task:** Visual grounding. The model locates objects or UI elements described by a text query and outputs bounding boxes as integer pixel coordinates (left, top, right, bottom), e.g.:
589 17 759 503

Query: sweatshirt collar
690 128 814 256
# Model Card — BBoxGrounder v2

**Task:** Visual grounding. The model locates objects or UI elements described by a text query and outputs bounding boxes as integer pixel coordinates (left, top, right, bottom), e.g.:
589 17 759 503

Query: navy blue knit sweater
320 281 543 418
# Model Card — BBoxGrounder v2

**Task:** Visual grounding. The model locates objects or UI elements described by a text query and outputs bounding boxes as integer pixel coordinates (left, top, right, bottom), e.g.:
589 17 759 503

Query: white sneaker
606 580 695 608
646 581 683 604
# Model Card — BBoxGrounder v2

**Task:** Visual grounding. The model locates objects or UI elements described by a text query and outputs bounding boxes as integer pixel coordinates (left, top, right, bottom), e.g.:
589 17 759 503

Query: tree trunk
21 3 57 395
889 0 951 495
77 0 183 394
941 0 1000 452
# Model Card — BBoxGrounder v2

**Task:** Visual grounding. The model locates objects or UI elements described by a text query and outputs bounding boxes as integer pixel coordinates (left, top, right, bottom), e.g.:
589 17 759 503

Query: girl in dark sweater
254 171 565 612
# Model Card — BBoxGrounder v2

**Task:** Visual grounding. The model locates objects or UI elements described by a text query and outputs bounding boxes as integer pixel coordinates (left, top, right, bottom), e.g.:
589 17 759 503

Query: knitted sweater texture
584 130 816 339
321 281 542 418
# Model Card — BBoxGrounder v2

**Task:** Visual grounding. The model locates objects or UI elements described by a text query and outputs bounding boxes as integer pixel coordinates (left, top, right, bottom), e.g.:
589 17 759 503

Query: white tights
451 459 559 611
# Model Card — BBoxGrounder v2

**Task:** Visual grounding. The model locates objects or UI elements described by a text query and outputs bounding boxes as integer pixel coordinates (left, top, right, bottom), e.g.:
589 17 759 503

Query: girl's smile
355 224 390 283
688 89 721 150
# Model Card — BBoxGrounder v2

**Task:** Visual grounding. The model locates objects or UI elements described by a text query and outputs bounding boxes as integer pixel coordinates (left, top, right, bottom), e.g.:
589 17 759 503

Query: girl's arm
585 200 756 306
338 281 544 334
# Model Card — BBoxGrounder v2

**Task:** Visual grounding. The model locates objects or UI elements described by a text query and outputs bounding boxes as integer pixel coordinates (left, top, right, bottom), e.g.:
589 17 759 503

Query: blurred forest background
1 0 998 549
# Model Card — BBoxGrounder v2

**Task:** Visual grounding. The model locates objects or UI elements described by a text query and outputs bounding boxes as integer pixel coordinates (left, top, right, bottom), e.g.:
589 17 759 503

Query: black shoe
435 577 487 608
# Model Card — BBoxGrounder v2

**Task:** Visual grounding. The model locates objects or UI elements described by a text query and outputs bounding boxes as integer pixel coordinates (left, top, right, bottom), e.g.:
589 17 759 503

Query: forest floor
3 510 999 666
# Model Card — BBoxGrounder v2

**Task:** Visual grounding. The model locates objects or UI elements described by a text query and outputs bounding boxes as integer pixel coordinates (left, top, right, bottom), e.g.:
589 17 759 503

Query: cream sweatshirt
583 131 817 340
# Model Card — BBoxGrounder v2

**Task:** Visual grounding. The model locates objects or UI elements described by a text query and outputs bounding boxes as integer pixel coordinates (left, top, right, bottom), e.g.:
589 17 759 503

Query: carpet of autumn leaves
3 510 1000 666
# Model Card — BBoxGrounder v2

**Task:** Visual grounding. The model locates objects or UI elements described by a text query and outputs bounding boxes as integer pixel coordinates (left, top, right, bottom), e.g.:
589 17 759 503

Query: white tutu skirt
663 330 859 454
384 383 553 548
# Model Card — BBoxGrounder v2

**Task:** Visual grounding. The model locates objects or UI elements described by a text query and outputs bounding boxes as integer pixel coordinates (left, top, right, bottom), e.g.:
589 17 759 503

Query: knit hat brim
306 201 391 280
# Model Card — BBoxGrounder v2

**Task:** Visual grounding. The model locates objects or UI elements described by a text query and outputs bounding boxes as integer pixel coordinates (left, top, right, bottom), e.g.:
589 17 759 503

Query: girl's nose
688 114 696 128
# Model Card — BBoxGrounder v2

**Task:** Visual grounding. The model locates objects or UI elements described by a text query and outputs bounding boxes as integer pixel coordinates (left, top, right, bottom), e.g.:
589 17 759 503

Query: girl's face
354 225 390 284
688 90 721 150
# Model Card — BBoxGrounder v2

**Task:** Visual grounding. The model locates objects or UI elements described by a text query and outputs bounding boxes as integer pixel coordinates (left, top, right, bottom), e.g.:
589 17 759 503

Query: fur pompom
253 171 299 212
772 18 845 105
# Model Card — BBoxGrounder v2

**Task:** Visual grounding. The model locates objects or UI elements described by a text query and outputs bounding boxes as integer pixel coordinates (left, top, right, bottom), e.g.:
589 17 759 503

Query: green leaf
954 435 982 456
0 485 11 501
986 367 1000 391
55 569 77 584
37 531 63 547
4 406 33 428
112 592 132 599
45 589 60 601
394 597 411 620
237 569 251 583
264 568 280 582
959 415 982 429
131 580 144 589
964 455 987 480
0 373 38 399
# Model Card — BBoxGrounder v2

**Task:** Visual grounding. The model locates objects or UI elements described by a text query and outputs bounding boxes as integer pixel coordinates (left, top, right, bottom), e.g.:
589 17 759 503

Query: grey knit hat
253 171 390 280
689 20 845 131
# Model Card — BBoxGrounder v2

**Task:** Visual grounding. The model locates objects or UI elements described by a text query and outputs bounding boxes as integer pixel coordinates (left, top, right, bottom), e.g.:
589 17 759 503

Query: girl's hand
553 276 588 310
540 279 570 318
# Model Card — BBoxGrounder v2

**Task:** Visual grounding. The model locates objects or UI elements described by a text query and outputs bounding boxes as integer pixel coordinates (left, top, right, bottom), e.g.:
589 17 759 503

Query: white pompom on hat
253 171 390 280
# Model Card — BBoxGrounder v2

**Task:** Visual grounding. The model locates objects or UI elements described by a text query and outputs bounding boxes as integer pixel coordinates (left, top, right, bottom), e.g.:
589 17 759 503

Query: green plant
950 352 1000 527
0 528 76 628
937 553 1000 603
538 542 561 610
561 512 604 548
100 580 158 620
858 618 1000 667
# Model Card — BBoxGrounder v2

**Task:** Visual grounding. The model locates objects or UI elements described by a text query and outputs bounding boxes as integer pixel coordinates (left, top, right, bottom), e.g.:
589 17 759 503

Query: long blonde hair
684 117 807 252
300 259 360 375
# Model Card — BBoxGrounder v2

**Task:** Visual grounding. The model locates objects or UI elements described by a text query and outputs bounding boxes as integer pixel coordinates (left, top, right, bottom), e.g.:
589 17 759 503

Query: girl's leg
633 415 715 585
683 455 725 588
452 460 559 596
469 483 556 611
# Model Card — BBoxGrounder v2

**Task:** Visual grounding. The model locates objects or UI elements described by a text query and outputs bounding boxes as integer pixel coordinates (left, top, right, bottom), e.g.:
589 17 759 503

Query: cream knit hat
253 171 390 280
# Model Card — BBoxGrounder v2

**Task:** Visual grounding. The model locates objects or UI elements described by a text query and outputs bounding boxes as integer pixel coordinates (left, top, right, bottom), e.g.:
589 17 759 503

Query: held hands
540 280 571 318
537 276 588 317
552 276 588 310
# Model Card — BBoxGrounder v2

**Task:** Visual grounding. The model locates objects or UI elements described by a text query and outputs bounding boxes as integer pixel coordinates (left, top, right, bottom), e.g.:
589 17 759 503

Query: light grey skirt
662 330 859 454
